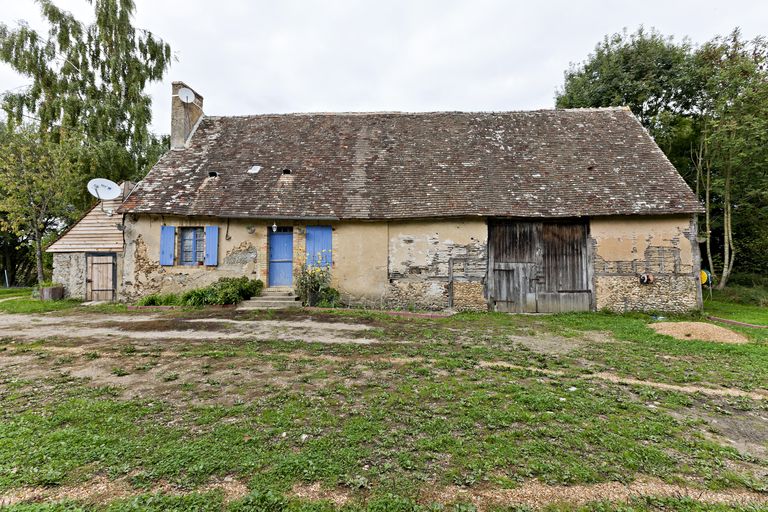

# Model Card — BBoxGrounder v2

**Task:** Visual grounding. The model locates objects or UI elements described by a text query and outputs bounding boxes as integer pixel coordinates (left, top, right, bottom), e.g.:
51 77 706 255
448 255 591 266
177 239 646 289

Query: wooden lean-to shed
47 182 133 301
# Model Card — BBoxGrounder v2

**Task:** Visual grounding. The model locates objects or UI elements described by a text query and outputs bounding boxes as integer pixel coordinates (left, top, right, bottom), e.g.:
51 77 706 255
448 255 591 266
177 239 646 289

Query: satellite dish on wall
87 178 121 200
177 87 195 104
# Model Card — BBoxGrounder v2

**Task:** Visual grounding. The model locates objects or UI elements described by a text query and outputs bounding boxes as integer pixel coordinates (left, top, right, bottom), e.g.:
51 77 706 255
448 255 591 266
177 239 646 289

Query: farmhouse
50 82 704 312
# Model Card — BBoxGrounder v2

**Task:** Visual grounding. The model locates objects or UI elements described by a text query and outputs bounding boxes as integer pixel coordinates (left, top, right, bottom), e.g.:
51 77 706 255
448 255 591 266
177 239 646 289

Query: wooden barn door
86 253 116 301
488 220 591 313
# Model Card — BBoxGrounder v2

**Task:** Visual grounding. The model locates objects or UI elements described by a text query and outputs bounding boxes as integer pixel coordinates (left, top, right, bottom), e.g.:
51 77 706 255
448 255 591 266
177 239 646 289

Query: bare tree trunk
32 224 45 286
704 155 716 280
718 162 736 289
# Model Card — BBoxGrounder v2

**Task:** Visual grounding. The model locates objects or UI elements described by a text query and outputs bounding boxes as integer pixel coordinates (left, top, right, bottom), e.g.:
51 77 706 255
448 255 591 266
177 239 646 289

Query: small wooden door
86 253 116 301
488 220 591 313
268 227 293 287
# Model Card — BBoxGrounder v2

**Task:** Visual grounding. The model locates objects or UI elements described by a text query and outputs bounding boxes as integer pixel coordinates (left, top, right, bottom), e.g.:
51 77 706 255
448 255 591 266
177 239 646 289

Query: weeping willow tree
0 0 172 284
0 0 172 209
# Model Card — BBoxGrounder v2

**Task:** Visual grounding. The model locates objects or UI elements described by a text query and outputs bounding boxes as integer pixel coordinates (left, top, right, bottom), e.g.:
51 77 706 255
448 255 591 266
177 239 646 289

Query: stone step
238 292 301 310
246 295 297 303
260 288 295 297
237 299 301 310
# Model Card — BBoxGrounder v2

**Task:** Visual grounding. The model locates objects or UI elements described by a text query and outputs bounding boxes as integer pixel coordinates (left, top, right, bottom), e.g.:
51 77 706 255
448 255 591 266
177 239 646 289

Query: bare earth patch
4 477 768 510
0 476 248 507
650 321 748 344
480 362 768 400
432 478 768 510
0 312 377 345
292 482 351 507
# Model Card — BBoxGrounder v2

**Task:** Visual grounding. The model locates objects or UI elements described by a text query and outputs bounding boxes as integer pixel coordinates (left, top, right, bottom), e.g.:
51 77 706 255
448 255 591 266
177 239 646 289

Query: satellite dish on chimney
177 87 195 104
87 178 121 200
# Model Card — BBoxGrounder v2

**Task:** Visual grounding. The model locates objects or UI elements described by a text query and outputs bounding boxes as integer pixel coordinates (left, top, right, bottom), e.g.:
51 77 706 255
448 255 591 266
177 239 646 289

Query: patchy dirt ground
4 476 768 510
650 321 749 344
0 312 377 344
1 308 768 510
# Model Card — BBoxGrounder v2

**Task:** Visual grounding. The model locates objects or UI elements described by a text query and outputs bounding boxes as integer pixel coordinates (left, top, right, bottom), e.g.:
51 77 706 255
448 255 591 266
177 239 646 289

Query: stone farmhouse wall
120 215 488 310
51 253 87 299
120 213 700 313
589 214 702 313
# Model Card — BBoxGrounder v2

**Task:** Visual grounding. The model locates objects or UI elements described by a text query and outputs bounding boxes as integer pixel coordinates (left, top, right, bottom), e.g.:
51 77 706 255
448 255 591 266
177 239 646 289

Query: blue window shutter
306 226 332 267
205 226 219 266
160 226 175 266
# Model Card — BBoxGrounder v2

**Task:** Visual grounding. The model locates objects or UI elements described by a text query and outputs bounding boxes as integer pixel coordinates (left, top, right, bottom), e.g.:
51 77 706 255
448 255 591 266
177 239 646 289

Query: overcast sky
2 0 767 135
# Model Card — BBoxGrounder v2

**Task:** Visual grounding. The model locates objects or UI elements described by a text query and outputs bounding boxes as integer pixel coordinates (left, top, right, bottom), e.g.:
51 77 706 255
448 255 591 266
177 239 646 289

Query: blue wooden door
268 228 293 286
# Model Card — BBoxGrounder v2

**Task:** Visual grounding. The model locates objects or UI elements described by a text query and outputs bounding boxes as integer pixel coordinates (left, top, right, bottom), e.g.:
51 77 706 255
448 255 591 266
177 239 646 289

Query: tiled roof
121 108 702 219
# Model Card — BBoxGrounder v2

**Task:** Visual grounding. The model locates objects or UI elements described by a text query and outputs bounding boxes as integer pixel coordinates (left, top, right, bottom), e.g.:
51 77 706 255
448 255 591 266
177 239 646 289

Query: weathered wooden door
86 253 116 301
268 227 294 287
488 220 591 313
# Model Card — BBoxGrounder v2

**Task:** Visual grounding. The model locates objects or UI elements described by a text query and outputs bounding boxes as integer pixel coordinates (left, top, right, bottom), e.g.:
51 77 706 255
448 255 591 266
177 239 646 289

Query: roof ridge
203 107 632 119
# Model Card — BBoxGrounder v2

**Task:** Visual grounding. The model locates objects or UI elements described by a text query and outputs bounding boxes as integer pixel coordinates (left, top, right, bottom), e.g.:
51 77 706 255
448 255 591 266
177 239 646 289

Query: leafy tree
694 31 768 287
556 27 696 129
0 0 171 204
0 125 83 285
556 27 768 287
0 0 171 282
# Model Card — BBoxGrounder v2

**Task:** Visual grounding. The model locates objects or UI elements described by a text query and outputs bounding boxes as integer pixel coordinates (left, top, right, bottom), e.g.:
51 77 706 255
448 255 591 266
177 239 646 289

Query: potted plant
39 281 65 300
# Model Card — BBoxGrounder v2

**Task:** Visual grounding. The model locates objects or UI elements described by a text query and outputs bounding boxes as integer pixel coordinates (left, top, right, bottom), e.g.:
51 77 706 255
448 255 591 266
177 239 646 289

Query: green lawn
704 298 768 326
0 287 32 298
1 306 767 510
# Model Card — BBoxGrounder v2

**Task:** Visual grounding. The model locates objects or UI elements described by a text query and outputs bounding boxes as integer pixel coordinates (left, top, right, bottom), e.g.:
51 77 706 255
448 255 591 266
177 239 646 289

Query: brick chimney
170 81 204 149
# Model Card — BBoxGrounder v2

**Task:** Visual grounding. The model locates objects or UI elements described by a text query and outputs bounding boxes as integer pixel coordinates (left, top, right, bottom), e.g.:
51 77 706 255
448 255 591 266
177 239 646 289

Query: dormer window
282 168 292 175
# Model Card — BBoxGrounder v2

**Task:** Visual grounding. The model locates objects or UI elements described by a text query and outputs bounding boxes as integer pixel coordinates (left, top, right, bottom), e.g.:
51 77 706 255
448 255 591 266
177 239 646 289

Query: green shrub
295 264 342 307
136 294 161 306
712 284 768 307
317 286 341 308
179 288 214 306
136 293 180 306
136 278 263 307
728 272 768 289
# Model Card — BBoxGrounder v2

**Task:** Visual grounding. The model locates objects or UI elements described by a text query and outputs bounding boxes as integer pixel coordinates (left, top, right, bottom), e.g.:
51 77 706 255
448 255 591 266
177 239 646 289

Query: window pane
179 227 205 265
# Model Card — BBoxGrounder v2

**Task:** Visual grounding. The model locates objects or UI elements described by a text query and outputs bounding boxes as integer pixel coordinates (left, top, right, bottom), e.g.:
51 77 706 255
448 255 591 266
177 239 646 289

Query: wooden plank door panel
489 220 590 313
86 253 116 301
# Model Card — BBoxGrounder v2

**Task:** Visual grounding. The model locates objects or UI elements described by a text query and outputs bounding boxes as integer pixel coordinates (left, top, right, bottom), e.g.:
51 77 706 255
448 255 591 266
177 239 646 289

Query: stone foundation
386 281 449 311
452 281 486 311
595 275 699 313
590 215 702 313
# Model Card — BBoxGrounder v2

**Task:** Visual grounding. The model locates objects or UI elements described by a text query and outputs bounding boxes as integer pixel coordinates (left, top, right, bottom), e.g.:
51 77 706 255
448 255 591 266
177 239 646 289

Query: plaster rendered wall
120 216 383 302
387 219 488 311
330 222 389 305
52 253 86 299
121 215 489 310
590 215 701 313
121 215 267 301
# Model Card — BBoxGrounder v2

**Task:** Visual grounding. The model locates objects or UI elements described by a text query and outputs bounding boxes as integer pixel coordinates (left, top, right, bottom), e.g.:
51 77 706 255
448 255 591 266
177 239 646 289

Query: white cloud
1 0 766 134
